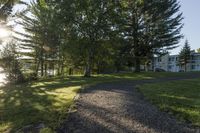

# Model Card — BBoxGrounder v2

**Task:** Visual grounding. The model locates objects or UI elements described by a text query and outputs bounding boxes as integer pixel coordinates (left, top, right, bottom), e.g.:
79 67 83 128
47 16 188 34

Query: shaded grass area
139 78 200 127
0 72 199 132
0 80 80 132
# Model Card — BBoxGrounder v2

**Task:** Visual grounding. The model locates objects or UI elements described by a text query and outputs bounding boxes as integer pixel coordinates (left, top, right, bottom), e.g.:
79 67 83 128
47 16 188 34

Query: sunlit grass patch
139 79 200 126
0 79 81 132
0 122 12 133
1 72 200 132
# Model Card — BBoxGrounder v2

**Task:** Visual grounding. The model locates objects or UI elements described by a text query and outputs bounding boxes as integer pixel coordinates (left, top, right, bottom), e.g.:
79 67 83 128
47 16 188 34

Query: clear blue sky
14 0 200 55
171 0 200 54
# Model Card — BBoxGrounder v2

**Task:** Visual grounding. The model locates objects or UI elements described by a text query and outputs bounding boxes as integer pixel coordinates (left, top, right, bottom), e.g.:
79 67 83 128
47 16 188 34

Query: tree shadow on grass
58 82 196 133
0 77 90 132
1 73 200 132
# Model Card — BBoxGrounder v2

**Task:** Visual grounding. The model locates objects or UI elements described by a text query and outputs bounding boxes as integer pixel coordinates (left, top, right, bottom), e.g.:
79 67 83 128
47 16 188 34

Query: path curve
58 76 200 133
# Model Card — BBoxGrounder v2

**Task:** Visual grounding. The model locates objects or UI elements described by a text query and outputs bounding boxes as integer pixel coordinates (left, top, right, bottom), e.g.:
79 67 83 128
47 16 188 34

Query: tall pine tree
179 40 191 72
114 0 183 72
16 1 60 77
0 0 27 21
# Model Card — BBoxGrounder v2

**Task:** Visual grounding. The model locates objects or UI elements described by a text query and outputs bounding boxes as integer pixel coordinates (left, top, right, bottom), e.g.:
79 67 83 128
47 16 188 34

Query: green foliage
179 40 191 72
113 0 183 72
16 1 61 77
66 0 114 76
197 48 200 53
0 41 24 83
55 0 183 74
0 0 26 21
16 0 183 77
139 79 200 126
0 0 15 20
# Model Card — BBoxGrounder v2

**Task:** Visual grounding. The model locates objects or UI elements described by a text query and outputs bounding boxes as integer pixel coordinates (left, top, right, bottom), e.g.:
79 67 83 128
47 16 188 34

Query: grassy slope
0 72 199 132
139 79 200 126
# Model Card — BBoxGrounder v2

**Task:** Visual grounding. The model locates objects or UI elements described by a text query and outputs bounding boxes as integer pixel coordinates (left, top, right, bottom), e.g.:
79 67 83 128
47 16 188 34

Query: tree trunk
135 57 141 72
52 63 55 76
84 56 92 77
40 48 44 77
57 61 61 76
35 59 40 77
84 63 91 77
84 47 94 77
45 62 47 77
41 59 44 77
69 68 73 75
61 60 64 76
184 63 187 72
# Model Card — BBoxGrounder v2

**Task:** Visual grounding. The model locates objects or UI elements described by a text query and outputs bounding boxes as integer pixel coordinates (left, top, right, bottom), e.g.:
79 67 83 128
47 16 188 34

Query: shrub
0 41 25 83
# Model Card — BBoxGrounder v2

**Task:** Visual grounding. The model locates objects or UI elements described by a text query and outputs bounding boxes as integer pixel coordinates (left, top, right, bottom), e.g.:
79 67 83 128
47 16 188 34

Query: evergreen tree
179 40 191 72
114 0 183 72
0 0 16 21
13 0 184 78
0 40 24 83
16 1 60 77
0 0 26 21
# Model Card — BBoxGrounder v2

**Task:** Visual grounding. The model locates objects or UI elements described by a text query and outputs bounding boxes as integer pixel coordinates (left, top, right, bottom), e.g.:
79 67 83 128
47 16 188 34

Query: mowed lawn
0 72 157 132
0 72 199 132
139 78 200 127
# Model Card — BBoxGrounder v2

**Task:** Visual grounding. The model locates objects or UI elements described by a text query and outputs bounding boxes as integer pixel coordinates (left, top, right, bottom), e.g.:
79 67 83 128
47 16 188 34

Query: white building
190 52 200 71
153 52 200 72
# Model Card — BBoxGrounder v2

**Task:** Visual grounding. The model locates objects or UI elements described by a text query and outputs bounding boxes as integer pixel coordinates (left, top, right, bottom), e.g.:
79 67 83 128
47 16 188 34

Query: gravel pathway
58 76 200 133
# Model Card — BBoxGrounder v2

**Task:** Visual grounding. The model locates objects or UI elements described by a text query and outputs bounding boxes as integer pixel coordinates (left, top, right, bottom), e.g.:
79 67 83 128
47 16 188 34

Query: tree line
1 0 183 80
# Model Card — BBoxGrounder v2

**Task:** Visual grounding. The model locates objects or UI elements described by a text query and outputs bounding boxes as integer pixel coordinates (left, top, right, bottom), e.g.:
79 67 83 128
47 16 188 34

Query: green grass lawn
0 72 199 132
139 78 200 127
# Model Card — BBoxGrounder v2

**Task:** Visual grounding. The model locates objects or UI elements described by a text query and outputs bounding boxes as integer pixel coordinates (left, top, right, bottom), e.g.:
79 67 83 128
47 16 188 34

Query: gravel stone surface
58 76 200 133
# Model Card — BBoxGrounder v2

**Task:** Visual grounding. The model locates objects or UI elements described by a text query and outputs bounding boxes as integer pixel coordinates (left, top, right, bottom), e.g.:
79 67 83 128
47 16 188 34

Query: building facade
153 52 200 72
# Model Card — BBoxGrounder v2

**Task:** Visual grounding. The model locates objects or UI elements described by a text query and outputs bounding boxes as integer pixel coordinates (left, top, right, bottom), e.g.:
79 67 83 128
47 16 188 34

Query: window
158 58 162 62
168 65 173 69
171 57 175 62
191 55 198 60
191 56 194 60
192 65 196 70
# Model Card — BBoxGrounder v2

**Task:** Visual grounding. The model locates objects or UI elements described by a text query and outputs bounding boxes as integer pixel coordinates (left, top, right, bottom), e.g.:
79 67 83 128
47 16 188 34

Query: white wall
153 53 200 72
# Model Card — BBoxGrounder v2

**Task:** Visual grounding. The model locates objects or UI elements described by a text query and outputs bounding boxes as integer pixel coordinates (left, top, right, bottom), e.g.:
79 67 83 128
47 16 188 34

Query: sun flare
0 28 10 39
